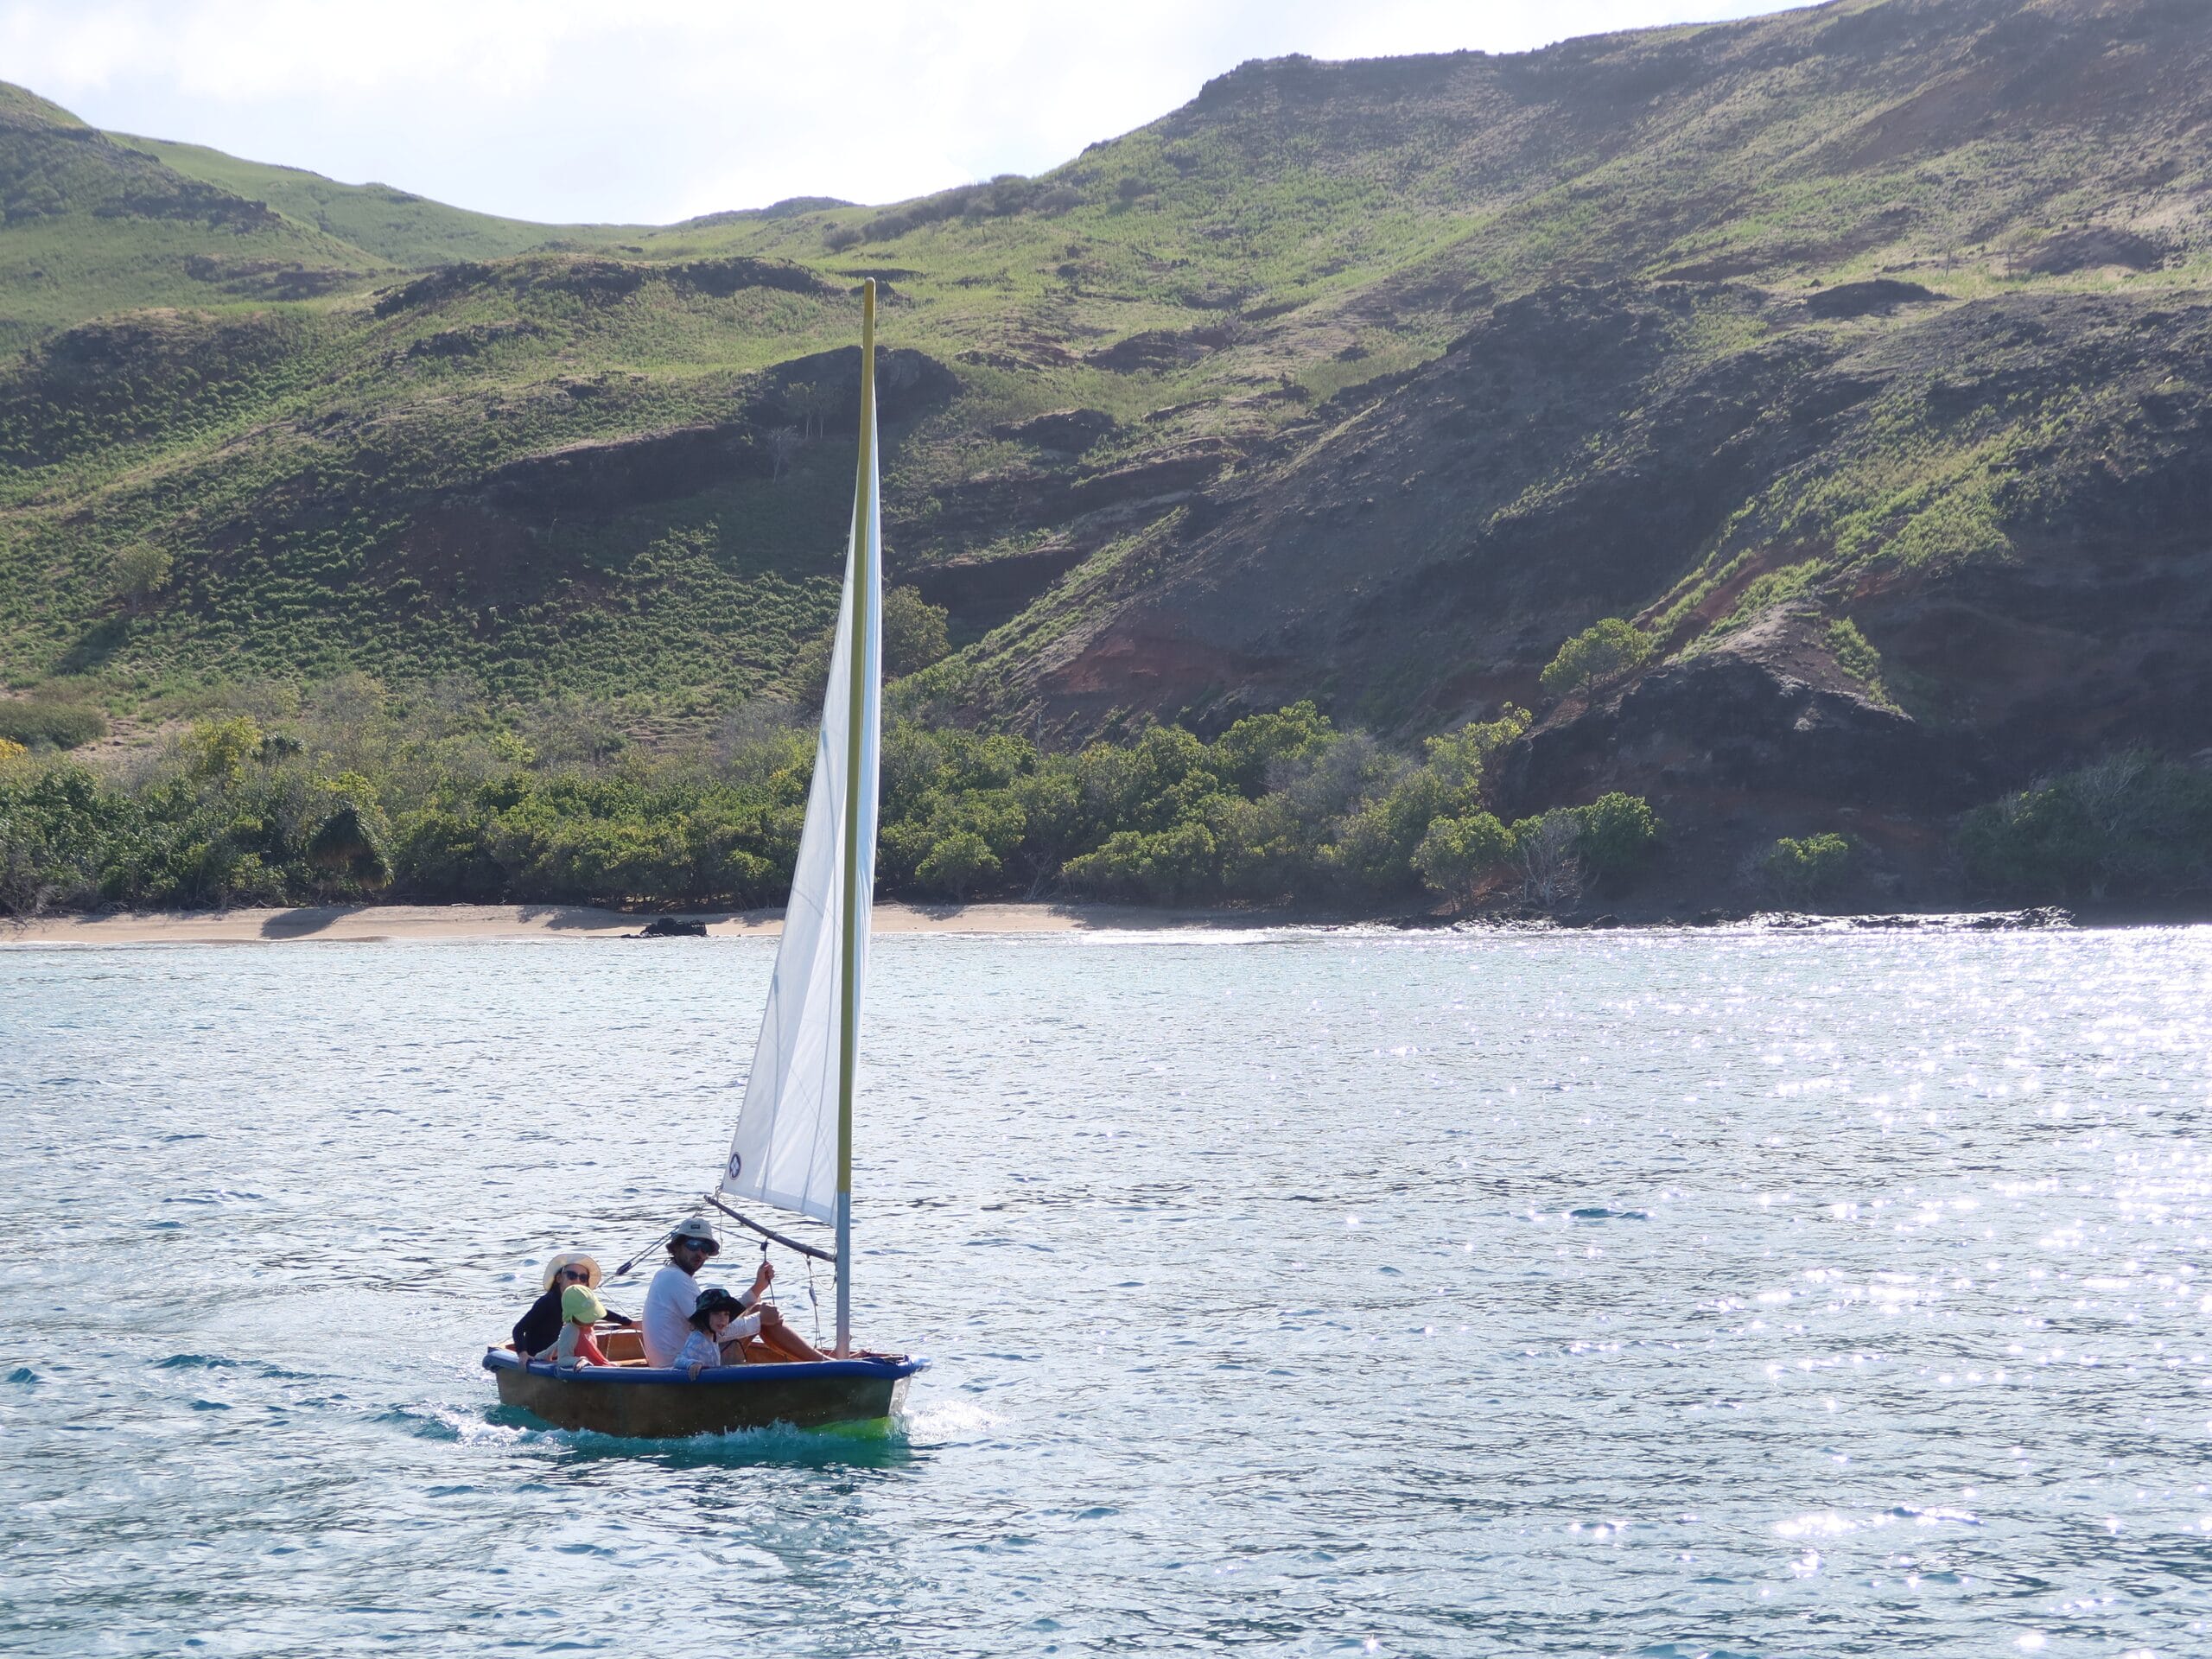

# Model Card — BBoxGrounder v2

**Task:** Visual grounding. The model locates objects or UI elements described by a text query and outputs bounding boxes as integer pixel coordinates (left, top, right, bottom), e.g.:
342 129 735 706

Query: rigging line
611 1217 686 1280
704 1193 836 1263
607 1187 748 1280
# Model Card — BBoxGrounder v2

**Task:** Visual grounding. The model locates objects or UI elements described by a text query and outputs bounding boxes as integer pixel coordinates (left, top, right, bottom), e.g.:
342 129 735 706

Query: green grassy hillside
0 91 392 349
121 135 616 266
1 0 2209 914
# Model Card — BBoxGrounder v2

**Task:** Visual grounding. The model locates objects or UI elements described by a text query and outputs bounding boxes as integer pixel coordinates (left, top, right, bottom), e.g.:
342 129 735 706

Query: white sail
721 330 880 1228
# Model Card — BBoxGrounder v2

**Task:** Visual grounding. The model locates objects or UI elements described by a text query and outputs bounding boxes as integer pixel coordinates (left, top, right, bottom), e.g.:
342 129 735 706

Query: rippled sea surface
6 928 2212 1656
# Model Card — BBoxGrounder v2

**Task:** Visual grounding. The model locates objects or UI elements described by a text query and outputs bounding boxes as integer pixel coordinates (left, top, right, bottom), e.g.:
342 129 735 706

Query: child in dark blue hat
674 1286 753 1376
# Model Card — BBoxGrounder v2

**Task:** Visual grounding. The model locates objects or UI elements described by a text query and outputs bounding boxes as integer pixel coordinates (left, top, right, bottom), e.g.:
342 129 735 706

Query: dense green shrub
0 724 332 911
1447 793 1666 910
0 702 107 748
887 588 953 677
1540 620 1653 701
110 542 174 611
1760 832 1853 906
306 802 391 889
1412 812 1514 907
0 758 111 913
787 586 953 702
1573 792 1662 883
915 830 998 899
1064 818 1221 904
1959 753 2212 901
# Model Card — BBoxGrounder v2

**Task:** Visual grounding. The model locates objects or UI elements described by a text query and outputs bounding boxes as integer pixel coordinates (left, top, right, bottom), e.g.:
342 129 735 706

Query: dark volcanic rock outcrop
1496 613 1982 822
2024 229 2168 276
485 423 767 513
481 346 958 518
373 254 836 316
989 408 1119 454
1491 609 1989 902
1086 325 1237 372
1802 279 1942 320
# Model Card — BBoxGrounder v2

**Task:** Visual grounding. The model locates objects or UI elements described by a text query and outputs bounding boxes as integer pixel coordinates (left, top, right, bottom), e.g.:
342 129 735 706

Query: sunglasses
557 1268 592 1282
676 1238 718 1254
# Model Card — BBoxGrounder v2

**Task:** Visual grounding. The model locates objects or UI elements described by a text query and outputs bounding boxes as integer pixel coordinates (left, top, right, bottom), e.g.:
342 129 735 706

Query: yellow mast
833 279 876 1357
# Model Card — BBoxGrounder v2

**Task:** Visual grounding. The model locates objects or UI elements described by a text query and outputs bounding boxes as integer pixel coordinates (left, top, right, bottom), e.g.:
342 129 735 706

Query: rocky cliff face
959 270 2212 901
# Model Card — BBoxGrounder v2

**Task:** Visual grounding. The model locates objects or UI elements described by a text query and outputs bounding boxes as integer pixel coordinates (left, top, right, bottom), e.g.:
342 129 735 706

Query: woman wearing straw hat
510 1251 635 1360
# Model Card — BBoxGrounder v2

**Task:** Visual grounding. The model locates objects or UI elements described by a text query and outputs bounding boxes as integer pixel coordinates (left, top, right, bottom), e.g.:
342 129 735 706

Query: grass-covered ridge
118 135 613 268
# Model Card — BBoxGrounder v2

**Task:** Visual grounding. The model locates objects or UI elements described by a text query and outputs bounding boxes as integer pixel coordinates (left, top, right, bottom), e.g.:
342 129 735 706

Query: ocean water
3 926 2210 1656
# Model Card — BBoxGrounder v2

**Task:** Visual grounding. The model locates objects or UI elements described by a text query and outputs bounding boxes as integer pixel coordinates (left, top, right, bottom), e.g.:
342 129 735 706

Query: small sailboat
485 283 922 1436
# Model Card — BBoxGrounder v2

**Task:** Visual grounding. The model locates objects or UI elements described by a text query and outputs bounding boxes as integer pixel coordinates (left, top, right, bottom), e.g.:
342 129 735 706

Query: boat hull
484 1351 919 1438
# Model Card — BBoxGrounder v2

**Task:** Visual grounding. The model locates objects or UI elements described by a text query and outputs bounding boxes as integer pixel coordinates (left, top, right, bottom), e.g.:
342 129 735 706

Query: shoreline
1 900 2202 947
0 900 1322 946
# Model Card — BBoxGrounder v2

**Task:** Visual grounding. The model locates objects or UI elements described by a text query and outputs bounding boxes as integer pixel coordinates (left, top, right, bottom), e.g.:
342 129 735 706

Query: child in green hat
540 1282 609 1369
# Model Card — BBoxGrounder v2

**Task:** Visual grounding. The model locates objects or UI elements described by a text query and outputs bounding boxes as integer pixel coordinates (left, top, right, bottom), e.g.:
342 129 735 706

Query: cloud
0 0 1815 224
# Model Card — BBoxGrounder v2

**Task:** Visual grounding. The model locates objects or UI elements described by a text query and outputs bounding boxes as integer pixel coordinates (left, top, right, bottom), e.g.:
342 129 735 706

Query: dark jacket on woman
512 1287 633 1357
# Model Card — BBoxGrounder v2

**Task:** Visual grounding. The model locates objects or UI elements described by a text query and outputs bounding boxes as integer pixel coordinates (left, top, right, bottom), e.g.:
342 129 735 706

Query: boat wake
899 1396 1001 1442
389 1400 918 1466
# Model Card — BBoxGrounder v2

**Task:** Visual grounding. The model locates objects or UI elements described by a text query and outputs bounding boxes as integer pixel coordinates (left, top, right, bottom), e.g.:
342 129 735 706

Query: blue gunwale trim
481 1349 925 1384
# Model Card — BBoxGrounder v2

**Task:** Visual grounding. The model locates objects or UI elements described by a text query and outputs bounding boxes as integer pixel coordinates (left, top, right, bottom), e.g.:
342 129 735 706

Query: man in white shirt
639 1217 826 1366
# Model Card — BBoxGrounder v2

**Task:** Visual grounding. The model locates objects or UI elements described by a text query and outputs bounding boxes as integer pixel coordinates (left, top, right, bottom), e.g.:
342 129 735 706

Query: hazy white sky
2 0 1817 226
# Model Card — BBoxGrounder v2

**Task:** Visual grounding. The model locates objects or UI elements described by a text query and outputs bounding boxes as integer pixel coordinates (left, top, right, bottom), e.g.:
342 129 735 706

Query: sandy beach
0 900 1318 945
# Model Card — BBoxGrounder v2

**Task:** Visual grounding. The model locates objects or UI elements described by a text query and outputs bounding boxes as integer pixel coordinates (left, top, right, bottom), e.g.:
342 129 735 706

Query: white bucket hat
539 1251 603 1293
668 1216 720 1249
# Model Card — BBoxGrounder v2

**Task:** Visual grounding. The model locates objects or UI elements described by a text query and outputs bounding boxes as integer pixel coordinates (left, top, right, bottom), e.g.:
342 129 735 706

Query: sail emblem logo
726 1152 743 1181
